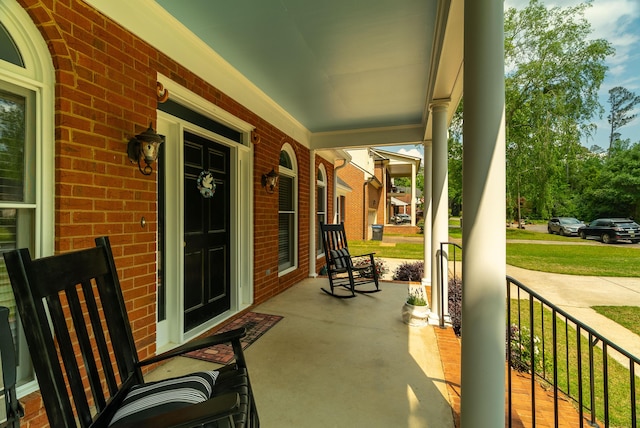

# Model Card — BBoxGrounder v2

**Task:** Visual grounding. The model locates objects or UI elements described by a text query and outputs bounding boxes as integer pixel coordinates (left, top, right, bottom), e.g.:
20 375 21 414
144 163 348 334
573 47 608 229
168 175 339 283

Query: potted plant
402 285 429 326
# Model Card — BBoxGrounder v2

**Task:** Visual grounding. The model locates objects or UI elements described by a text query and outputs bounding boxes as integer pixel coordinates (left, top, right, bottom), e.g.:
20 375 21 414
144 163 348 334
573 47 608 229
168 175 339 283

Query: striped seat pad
109 370 219 426
330 248 351 268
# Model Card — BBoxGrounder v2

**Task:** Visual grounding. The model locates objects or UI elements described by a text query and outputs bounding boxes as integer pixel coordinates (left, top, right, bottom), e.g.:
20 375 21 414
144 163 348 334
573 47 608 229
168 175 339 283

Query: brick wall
338 163 365 240
15 0 316 425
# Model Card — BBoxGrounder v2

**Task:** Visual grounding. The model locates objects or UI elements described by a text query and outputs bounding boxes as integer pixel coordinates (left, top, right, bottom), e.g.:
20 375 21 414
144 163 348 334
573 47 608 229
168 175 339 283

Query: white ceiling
156 0 436 134
89 0 464 148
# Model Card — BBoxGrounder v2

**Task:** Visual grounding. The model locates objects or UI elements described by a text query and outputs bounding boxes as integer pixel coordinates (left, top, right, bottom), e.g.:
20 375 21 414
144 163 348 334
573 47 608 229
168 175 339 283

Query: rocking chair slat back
3 239 141 427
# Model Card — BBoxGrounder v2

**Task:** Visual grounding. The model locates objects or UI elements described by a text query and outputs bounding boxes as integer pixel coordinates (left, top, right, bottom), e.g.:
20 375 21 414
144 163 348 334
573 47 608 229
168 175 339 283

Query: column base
428 312 452 327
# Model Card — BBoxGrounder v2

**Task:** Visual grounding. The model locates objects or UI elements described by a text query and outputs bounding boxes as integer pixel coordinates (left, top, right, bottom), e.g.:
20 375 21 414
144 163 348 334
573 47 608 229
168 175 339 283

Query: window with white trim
0 3 54 392
278 144 297 273
316 165 326 255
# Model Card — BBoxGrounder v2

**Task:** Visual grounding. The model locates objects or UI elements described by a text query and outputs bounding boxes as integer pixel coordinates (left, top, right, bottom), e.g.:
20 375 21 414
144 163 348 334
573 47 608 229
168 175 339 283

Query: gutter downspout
333 151 351 223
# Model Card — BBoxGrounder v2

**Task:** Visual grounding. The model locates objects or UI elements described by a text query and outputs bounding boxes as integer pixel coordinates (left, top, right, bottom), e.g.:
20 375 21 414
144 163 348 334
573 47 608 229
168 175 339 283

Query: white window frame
0 1 55 397
278 143 298 275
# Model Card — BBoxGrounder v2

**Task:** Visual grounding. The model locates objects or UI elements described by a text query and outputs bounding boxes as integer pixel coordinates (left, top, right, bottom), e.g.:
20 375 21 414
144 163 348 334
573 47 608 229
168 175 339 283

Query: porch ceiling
91 0 463 148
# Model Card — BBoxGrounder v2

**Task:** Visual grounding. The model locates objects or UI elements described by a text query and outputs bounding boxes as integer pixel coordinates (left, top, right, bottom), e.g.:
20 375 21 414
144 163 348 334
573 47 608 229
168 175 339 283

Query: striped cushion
109 371 219 426
330 248 350 269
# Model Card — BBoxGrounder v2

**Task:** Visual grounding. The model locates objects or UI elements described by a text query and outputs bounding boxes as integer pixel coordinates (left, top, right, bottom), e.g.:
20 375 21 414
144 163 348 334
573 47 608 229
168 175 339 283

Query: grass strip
506 228 575 241
591 306 640 336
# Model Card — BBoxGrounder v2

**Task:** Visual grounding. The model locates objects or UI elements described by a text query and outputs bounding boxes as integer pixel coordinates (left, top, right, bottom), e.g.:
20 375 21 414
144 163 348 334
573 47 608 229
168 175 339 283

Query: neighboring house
337 149 383 240
0 1 510 426
372 149 422 226
338 148 421 239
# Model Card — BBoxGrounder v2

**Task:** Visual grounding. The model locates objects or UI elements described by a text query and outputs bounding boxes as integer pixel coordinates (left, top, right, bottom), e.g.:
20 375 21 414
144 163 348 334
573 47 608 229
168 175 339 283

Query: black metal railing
507 276 639 428
438 241 462 328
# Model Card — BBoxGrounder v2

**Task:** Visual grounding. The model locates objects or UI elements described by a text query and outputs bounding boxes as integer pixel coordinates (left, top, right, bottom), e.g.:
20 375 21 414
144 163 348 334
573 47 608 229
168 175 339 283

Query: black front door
183 131 231 332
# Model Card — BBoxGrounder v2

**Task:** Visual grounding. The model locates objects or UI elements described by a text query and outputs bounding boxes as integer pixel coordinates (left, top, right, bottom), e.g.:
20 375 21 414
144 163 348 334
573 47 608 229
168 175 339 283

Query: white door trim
155 81 254 351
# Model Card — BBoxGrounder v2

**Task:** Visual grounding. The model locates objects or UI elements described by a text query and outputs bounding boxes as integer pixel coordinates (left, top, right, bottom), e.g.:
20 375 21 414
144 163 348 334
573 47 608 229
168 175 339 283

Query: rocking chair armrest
138 328 247 366
351 252 376 258
110 392 240 428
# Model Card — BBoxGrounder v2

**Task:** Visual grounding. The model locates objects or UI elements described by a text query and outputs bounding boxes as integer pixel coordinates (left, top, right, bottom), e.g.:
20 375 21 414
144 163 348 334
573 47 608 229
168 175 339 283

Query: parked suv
547 217 585 236
578 218 640 244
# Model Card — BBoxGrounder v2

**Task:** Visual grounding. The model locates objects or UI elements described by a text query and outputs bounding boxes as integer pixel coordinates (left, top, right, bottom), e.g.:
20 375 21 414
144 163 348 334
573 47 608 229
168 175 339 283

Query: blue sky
388 0 640 161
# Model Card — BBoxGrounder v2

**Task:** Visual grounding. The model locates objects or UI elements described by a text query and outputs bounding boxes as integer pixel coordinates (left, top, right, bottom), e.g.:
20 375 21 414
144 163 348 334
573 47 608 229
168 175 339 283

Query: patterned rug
185 312 283 364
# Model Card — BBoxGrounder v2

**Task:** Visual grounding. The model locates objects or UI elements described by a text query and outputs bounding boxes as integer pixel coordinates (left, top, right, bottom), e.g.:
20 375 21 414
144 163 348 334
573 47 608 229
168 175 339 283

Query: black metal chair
2 236 258 428
319 222 381 298
0 306 23 428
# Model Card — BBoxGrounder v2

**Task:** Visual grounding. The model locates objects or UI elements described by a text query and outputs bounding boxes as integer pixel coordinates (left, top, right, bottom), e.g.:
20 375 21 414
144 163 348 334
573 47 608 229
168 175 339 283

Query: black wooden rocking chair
2 236 258 428
319 222 381 298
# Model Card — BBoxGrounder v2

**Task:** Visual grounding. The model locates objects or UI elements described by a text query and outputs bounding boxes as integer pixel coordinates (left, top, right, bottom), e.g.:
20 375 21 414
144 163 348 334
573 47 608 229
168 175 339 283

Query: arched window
0 2 54 393
316 164 327 255
278 144 297 273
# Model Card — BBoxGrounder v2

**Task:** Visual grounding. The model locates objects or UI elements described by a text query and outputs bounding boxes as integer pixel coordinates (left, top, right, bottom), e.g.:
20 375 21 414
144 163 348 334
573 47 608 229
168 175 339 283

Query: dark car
547 217 585 236
578 218 640 244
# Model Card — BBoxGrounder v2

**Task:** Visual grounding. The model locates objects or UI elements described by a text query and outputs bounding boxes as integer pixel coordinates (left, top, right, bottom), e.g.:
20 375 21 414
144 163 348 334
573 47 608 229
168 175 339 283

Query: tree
607 86 640 153
577 141 640 219
504 0 613 219
0 98 26 187
448 103 463 217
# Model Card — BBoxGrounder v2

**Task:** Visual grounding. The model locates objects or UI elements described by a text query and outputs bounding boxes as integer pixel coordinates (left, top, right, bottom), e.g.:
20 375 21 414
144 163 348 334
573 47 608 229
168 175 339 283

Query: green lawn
348 240 462 261
348 241 424 259
506 243 638 277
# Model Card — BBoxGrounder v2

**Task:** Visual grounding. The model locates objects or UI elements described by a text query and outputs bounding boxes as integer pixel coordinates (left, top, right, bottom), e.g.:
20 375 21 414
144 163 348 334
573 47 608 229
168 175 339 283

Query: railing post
436 241 462 329
439 242 445 329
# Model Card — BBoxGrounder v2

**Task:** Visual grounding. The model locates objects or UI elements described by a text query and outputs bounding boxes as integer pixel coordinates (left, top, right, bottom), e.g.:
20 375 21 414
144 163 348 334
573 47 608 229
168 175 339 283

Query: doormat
185 312 283 365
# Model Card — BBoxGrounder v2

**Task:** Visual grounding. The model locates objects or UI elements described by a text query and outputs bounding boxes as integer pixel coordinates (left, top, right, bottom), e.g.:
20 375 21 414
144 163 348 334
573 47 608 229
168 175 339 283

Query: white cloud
397 147 423 160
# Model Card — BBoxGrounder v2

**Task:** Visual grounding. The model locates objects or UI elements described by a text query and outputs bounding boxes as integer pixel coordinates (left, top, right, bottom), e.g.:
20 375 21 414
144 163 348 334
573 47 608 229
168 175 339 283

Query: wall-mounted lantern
127 124 164 175
261 168 279 194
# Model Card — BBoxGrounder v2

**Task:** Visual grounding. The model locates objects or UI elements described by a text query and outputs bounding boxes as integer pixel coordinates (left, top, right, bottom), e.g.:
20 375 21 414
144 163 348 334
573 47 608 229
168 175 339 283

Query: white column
429 102 449 324
309 150 318 277
461 0 506 426
410 162 417 226
422 141 432 288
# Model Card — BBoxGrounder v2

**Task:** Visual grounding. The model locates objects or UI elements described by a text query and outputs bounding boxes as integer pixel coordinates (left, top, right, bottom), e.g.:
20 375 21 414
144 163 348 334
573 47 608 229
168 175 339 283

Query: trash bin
372 224 384 241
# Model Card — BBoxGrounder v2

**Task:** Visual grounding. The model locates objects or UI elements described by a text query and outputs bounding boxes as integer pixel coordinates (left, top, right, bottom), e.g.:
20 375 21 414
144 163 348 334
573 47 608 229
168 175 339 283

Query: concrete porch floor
146 278 454 427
